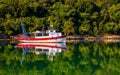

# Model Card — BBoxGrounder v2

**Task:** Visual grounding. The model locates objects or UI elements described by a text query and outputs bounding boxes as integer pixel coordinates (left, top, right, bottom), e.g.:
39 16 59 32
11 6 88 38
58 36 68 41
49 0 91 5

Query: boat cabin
35 47 62 56
33 30 62 37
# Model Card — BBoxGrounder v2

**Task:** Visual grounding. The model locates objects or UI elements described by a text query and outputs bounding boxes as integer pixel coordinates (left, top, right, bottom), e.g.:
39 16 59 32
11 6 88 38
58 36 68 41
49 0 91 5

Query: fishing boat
15 20 66 43
15 43 67 64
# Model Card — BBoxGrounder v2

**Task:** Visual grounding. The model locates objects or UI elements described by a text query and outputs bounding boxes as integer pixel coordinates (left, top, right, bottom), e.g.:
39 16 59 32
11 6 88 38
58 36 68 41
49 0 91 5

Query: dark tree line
0 0 120 36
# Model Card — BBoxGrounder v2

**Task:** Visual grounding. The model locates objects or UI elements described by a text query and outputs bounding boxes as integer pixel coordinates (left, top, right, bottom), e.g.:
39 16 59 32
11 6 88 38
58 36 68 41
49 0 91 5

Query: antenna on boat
20 20 28 37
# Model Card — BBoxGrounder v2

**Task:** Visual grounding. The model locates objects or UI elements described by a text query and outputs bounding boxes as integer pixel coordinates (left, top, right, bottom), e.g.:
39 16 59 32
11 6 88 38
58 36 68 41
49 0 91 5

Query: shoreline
67 35 120 39
66 35 120 43
1 35 120 43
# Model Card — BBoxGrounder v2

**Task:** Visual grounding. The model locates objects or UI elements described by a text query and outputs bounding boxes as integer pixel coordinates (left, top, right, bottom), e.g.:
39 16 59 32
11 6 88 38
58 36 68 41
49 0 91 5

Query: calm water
0 41 120 75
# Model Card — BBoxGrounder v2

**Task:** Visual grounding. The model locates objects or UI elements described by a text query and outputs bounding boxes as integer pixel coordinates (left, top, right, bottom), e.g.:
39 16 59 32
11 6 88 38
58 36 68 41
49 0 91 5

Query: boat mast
20 20 28 37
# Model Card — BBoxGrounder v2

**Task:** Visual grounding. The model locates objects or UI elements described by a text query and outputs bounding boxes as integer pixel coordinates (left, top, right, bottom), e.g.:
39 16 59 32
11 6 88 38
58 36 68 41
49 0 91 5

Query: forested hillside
0 0 120 36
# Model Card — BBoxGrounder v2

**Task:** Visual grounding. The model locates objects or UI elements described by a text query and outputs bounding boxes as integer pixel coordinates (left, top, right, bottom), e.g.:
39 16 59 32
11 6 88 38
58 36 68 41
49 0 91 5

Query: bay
0 41 120 75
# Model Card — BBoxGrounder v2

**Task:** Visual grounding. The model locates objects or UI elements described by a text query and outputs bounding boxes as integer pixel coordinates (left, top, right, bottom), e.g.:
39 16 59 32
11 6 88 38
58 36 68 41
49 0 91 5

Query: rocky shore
67 35 120 43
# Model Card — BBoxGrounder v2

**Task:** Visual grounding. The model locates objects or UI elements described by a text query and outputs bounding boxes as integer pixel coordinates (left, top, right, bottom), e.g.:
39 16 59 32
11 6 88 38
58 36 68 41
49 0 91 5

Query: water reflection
1 41 120 74
0 40 9 46
15 43 67 64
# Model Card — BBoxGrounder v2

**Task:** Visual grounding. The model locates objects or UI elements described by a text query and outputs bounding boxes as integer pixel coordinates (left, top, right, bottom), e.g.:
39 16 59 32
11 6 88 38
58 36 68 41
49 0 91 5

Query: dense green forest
0 0 120 36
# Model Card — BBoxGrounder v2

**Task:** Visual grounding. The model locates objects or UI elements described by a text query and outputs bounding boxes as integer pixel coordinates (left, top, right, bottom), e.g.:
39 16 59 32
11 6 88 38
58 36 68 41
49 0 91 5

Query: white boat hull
20 37 66 43
15 36 66 43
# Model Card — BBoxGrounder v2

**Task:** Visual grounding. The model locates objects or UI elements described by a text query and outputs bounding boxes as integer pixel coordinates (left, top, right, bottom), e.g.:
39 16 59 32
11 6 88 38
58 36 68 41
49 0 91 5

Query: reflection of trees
0 42 120 74
0 43 49 75
74 42 120 75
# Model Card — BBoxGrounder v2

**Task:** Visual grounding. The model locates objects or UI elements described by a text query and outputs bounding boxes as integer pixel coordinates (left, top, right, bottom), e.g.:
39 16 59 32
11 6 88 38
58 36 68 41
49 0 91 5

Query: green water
0 41 120 75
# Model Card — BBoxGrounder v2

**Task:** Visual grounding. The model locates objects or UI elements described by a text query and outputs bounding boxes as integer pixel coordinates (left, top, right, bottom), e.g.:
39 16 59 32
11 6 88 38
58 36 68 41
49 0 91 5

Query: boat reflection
15 43 67 64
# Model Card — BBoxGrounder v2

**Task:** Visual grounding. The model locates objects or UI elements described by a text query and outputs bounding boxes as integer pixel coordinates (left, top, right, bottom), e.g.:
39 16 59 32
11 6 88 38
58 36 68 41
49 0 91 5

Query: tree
63 20 75 35
79 20 90 35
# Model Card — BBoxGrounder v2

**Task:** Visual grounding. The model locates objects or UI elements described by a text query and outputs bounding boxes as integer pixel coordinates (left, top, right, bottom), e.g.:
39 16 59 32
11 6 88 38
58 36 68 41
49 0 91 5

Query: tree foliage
0 0 120 36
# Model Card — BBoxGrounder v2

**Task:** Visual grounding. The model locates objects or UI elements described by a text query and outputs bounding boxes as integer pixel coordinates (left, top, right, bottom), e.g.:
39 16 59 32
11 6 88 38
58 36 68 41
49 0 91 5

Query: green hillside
0 0 120 36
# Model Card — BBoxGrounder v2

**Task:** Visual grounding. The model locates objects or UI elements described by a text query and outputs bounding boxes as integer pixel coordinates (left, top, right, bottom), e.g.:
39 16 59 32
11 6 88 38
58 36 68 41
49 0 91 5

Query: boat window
44 33 49 36
44 49 49 51
35 49 42 51
36 33 42 36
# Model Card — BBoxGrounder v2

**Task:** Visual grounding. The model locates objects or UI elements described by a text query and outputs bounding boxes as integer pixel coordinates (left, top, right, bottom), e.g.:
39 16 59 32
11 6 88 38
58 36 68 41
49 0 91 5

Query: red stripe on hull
16 44 66 49
15 35 66 41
